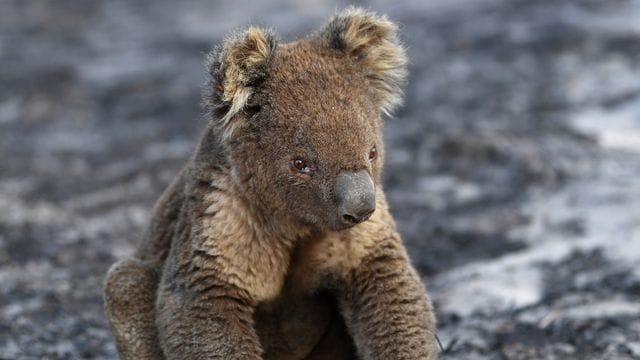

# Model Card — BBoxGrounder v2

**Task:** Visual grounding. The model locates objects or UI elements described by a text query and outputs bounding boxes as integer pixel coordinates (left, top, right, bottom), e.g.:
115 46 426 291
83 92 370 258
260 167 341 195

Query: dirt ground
1 0 639 359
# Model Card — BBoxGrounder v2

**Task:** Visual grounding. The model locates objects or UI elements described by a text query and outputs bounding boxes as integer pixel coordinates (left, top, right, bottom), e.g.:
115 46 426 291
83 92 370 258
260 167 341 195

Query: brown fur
104 7 437 360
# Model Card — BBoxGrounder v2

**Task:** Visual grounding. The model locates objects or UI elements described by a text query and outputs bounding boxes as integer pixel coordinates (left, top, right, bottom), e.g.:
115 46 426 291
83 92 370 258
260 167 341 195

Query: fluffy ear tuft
321 7 407 115
206 27 276 132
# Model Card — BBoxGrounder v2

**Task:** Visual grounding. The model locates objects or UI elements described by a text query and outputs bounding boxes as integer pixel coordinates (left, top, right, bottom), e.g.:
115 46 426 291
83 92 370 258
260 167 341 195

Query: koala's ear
206 27 276 132
320 7 407 115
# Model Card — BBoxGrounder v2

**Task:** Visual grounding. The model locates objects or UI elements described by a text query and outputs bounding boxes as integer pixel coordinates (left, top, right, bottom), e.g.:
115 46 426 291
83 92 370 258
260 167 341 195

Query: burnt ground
1 0 640 359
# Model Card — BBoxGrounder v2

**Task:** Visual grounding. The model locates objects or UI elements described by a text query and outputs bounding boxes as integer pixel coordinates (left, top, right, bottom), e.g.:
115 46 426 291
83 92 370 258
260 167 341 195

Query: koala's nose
336 170 376 226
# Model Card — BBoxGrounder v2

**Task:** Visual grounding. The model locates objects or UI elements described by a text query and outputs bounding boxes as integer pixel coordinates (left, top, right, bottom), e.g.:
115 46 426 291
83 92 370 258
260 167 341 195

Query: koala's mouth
341 209 374 226
330 209 375 232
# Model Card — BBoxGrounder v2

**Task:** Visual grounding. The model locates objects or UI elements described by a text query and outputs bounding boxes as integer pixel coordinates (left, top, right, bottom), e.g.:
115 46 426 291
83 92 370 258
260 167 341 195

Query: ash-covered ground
1 0 639 359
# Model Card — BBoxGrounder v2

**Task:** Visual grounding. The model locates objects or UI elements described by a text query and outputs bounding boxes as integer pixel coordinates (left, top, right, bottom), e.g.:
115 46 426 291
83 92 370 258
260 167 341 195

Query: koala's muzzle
336 170 376 226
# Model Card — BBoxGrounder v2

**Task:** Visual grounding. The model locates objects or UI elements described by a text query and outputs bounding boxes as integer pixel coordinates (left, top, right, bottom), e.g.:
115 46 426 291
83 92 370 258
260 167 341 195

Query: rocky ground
1 0 639 359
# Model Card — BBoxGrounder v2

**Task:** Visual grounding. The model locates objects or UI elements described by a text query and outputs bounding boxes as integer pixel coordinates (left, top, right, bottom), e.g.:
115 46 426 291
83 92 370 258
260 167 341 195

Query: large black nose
335 170 376 226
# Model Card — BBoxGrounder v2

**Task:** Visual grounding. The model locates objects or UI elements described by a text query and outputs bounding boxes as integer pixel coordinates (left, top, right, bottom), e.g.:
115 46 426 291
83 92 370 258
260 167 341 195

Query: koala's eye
368 146 378 161
292 159 313 175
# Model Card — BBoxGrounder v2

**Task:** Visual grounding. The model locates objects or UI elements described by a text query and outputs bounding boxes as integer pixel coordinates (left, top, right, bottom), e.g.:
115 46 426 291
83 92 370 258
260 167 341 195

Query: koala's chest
252 234 372 359
285 232 377 293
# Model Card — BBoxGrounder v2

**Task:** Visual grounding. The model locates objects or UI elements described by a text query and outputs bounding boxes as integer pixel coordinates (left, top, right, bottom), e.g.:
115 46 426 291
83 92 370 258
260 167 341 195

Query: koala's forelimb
339 235 438 360
155 272 264 359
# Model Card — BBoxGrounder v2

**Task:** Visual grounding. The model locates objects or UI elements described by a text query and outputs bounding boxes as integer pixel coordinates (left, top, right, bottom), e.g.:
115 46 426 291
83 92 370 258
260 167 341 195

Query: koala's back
134 168 188 269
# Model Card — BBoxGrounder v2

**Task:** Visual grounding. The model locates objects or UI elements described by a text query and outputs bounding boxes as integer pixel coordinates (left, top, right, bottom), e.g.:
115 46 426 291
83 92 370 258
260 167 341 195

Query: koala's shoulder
180 176 298 304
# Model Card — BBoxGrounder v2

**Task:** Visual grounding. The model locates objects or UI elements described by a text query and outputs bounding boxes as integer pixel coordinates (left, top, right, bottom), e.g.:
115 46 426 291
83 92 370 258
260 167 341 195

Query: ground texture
1 0 639 359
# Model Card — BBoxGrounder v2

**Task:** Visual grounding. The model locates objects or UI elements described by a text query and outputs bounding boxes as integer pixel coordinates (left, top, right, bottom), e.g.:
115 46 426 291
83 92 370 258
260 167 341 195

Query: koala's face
230 43 383 232
208 8 406 233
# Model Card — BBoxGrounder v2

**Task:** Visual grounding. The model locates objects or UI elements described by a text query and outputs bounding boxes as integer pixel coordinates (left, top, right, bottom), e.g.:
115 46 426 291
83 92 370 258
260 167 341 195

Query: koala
104 7 438 360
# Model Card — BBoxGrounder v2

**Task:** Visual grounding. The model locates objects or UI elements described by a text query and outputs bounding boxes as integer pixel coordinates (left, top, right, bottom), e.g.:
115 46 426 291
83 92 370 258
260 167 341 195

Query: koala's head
205 7 406 233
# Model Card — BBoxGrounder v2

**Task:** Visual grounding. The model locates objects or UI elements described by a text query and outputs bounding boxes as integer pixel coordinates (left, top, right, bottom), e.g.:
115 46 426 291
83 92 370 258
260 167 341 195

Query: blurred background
1 0 639 358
